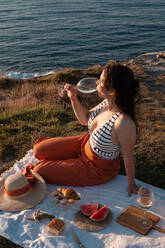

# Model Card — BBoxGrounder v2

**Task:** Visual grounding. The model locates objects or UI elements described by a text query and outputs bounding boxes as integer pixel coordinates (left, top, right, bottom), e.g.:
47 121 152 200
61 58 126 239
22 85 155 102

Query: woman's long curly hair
103 60 140 126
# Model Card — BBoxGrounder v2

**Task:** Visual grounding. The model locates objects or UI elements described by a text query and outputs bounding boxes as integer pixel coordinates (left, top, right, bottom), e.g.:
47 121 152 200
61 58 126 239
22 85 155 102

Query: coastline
1 51 165 81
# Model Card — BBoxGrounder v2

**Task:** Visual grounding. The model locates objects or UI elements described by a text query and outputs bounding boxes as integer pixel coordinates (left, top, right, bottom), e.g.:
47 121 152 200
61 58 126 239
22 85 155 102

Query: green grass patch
0 104 77 163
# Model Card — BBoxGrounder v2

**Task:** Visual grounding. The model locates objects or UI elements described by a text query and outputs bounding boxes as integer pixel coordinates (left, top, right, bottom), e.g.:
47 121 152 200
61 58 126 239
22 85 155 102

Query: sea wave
0 70 56 79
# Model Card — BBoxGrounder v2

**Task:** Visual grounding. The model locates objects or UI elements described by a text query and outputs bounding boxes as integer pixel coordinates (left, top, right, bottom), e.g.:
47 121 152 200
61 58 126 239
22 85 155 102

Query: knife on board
72 229 86 248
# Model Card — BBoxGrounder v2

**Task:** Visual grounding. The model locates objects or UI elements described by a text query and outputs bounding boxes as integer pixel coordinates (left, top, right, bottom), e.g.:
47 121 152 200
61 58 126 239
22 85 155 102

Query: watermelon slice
90 205 109 222
80 204 99 217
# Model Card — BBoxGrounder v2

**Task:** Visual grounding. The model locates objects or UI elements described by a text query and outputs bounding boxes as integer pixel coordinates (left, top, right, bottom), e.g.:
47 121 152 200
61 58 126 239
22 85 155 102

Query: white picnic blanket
0 150 165 248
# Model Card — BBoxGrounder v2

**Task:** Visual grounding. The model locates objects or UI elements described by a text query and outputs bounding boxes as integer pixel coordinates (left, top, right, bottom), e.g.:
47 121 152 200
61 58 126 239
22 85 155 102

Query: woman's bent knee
33 137 49 160
33 163 55 184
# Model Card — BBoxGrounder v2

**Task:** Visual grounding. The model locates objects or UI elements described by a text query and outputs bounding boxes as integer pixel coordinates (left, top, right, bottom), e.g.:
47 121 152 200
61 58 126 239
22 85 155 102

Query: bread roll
47 218 65 236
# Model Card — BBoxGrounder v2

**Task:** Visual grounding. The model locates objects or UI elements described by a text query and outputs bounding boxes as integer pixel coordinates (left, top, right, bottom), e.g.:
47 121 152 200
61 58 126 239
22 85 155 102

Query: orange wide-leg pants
32 133 120 186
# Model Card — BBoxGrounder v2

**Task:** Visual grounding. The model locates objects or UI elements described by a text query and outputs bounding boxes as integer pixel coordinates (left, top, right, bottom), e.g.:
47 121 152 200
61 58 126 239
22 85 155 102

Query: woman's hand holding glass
64 84 78 99
58 77 98 97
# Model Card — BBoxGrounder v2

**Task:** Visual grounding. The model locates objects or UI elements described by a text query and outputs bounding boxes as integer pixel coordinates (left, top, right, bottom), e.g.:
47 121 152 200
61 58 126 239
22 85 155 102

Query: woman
28 60 140 197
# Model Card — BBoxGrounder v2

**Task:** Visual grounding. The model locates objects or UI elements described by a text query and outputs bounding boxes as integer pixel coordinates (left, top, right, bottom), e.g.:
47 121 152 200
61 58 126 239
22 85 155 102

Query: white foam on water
3 70 56 80
4 71 42 79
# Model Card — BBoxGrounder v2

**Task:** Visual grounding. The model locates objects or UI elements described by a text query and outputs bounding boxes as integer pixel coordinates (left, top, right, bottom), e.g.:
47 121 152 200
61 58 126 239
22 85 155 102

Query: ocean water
0 0 164 78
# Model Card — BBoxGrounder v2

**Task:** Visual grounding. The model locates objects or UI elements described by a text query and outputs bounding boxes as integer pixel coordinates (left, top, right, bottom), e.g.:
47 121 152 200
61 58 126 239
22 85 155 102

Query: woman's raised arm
64 84 89 126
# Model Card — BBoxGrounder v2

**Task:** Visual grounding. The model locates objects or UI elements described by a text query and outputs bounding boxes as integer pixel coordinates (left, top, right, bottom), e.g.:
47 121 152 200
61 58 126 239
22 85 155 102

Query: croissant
57 187 80 200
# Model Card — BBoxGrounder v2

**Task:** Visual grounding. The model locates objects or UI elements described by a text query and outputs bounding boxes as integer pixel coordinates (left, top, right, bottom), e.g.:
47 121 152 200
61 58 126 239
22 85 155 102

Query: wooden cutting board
116 205 160 235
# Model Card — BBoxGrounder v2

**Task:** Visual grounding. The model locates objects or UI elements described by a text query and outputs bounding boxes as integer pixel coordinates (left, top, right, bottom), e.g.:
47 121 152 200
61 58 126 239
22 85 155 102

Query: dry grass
0 80 58 112
0 65 102 113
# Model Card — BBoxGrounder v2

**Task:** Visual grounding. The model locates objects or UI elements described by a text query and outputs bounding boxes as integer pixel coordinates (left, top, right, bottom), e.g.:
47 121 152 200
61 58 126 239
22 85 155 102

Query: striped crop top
88 100 121 160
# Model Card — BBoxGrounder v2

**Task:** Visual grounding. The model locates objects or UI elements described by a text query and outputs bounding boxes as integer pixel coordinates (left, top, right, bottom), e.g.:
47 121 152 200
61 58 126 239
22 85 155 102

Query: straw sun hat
0 169 47 212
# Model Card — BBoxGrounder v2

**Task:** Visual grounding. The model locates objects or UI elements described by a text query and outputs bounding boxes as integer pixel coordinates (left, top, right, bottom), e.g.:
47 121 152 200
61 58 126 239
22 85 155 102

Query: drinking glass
137 186 154 228
58 77 98 97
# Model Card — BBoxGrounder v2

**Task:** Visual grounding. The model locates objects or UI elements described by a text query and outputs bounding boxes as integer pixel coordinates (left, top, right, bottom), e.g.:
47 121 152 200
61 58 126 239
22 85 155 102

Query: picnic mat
1 150 165 248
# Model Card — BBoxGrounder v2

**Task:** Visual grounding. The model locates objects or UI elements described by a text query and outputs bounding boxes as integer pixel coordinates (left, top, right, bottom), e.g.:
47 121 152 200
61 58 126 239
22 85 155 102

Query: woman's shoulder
114 113 136 144
115 113 136 132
